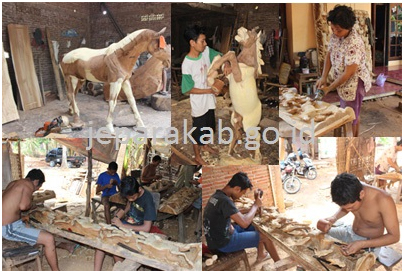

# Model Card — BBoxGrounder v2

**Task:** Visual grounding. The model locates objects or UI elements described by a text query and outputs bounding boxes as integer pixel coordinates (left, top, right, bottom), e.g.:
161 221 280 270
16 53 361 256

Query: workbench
90 195 126 224
374 172 402 203
279 101 355 137
30 222 176 271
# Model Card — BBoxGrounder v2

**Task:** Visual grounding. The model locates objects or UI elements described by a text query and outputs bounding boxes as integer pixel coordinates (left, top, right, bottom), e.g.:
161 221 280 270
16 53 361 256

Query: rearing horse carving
207 27 263 162
61 27 168 133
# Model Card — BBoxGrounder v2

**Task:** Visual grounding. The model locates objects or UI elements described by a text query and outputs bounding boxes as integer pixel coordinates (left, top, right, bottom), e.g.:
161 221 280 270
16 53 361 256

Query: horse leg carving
228 111 243 156
207 51 242 86
69 76 85 126
122 79 145 128
106 80 122 133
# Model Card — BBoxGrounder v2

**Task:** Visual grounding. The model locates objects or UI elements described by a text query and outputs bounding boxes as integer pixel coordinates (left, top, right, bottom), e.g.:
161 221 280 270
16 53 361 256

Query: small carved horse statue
61 27 168 133
207 27 264 162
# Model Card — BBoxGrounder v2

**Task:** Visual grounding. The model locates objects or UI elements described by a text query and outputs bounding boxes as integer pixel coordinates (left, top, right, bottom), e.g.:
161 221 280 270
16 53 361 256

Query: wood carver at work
2 169 77 271
317 173 400 257
207 27 264 162
61 27 169 133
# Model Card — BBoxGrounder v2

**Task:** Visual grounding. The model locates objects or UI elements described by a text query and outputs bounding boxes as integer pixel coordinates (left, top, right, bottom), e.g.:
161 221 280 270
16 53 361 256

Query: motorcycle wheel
305 169 317 180
283 177 301 194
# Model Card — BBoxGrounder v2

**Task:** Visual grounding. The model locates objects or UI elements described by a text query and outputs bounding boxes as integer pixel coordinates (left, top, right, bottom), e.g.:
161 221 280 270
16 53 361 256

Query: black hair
120 176 140 197
331 173 363 206
227 172 253 191
184 25 206 43
397 139 402 146
327 5 356 30
108 161 118 171
26 169 45 187
152 155 162 162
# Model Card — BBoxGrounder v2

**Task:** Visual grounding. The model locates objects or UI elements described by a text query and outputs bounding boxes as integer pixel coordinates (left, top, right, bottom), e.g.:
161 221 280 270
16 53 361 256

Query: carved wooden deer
61 28 168 133
207 27 264 162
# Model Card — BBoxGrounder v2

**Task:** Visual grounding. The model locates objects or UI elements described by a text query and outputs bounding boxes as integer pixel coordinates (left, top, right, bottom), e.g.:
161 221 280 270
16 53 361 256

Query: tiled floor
323 66 402 105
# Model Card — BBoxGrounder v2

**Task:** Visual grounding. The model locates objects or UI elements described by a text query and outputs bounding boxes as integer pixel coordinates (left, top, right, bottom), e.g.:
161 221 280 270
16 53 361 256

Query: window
389 3 402 60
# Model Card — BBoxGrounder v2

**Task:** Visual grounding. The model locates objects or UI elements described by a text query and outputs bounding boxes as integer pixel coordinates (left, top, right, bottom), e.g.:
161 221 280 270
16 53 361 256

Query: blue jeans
218 225 260 253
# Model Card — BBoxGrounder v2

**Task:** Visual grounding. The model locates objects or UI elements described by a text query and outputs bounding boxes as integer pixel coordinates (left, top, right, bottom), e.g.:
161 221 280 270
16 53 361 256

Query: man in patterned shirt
181 25 230 165
315 5 372 137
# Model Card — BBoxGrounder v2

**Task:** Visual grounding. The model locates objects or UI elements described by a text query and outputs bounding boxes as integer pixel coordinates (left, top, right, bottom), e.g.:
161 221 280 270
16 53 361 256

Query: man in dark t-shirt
203 172 280 262
94 176 157 270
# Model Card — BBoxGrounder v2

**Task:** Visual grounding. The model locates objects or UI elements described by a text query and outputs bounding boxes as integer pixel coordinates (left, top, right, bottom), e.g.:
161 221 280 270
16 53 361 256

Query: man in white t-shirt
375 139 402 188
181 25 230 165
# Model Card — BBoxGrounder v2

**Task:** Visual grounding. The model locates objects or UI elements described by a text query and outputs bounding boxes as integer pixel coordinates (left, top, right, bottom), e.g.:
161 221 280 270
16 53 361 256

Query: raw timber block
203 250 250 271
151 94 171 111
113 258 141 271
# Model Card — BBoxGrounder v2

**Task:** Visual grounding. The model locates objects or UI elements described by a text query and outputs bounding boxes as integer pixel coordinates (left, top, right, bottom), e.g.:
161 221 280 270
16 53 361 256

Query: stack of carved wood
29 207 201 270
158 187 200 215
144 180 174 193
235 197 376 271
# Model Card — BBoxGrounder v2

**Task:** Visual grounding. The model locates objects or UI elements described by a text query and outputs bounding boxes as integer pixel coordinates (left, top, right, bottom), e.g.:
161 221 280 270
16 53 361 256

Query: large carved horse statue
61 27 168 133
207 27 264 162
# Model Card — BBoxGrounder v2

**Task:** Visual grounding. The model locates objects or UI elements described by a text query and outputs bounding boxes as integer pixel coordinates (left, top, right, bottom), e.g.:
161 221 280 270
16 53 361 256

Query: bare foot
201 145 219 155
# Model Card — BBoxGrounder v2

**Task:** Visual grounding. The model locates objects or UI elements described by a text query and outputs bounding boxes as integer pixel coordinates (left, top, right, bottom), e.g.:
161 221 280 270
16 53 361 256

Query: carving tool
117 242 142 255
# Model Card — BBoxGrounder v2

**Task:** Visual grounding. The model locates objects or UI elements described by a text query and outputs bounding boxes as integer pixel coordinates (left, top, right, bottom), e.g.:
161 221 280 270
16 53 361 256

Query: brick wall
2 2 170 100
202 165 275 209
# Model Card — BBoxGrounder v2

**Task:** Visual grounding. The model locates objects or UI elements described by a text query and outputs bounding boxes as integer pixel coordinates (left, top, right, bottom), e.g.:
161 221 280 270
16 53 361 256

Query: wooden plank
386 78 402 85
7 24 43 110
2 44 19 124
45 27 65 100
33 224 176 271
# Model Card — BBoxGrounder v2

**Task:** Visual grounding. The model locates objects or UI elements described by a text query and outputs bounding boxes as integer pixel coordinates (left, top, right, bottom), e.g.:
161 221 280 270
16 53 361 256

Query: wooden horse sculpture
61 27 168 133
207 27 264 162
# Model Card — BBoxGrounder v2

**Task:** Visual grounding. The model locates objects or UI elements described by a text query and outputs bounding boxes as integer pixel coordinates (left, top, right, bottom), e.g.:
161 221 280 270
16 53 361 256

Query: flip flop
256 252 271 263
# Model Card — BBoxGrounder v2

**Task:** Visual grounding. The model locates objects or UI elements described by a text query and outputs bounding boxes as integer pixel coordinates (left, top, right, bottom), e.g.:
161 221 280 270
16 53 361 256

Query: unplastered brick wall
2 2 170 101
89 2 171 49
234 3 279 32
202 165 275 209
2 2 90 94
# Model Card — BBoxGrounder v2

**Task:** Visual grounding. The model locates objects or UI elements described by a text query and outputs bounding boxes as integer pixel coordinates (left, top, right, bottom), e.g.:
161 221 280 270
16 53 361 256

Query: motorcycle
296 149 317 180
280 161 301 194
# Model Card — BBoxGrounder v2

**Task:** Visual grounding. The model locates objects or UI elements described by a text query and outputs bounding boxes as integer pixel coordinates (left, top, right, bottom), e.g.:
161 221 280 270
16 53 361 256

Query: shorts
375 164 385 175
339 79 365 125
218 225 260 253
328 224 379 253
192 109 216 145
2 219 40 246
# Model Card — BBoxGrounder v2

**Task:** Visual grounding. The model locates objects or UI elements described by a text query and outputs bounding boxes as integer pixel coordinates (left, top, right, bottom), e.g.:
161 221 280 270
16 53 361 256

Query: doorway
373 3 389 67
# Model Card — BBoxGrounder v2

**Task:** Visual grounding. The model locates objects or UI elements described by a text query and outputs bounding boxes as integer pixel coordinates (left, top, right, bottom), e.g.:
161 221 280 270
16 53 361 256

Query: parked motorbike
280 161 301 194
297 149 317 180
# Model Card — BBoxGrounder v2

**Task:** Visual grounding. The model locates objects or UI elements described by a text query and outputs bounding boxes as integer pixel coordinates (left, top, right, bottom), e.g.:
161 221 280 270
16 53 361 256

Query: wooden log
45 27 64 100
113 258 141 271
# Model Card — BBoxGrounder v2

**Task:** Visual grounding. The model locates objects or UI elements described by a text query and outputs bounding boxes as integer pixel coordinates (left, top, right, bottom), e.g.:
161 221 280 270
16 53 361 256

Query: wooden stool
2 239 43 271
203 250 251 271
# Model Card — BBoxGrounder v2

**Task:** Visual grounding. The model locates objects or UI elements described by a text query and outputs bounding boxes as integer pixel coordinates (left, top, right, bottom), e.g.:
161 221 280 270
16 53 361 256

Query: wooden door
7 24 43 110
2 44 19 124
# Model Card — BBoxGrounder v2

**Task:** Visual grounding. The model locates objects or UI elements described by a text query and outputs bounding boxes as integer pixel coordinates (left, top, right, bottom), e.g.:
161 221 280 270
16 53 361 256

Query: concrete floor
2 92 171 139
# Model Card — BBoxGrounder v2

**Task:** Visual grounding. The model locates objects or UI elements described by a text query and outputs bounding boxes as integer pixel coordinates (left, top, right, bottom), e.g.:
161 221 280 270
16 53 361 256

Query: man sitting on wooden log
94 176 161 270
2 169 78 271
96 161 121 224
203 172 280 263
140 155 162 186
317 173 400 257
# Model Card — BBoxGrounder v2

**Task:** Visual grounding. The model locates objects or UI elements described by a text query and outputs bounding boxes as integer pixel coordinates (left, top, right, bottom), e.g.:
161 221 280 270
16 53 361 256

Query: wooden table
253 223 340 271
374 172 402 203
91 195 126 223
289 72 319 94
30 222 176 271
279 101 355 137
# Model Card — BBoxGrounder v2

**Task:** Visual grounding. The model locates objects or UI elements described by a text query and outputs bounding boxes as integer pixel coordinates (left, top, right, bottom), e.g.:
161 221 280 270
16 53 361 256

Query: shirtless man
2 169 60 270
317 173 400 256
141 155 162 185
